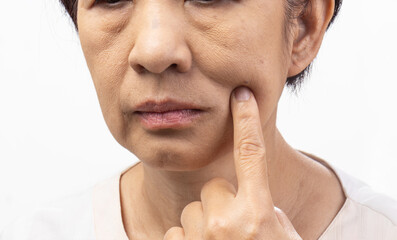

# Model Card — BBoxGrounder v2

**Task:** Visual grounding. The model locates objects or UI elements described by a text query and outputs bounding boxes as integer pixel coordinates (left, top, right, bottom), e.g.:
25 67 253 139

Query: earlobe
287 0 335 78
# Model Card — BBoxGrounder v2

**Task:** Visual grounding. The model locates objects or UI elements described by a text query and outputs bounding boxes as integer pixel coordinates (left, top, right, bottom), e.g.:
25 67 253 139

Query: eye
195 0 215 2
185 0 222 6
94 0 130 7
95 0 118 4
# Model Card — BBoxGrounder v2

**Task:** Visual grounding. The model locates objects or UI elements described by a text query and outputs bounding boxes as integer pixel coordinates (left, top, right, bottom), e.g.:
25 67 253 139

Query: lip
134 100 202 113
133 99 204 130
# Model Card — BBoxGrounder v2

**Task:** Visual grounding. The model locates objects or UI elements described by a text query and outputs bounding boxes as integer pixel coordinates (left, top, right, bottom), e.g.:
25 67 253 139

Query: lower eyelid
94 0 132 9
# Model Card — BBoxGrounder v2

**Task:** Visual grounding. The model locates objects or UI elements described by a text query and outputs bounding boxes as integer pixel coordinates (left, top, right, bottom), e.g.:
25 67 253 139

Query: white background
1 0 396 232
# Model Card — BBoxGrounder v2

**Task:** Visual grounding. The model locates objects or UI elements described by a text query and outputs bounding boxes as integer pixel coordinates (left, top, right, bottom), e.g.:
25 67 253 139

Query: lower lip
137 109 202 130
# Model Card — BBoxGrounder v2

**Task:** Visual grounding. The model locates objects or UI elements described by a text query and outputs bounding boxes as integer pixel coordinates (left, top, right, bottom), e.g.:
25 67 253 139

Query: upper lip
134 99 202 113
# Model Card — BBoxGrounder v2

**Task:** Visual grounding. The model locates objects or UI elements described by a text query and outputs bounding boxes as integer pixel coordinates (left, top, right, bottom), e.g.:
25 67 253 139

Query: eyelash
94 0 217 7
94 0 131 7
95 0 125 3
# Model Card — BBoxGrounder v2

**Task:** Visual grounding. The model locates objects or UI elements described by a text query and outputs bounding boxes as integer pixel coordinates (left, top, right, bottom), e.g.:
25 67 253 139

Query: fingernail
274 206 282 212
234 87 251 101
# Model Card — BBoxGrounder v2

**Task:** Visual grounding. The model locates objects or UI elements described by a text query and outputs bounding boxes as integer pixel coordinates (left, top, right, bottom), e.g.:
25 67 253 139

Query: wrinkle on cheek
79 28 129 132
187 16 276 92
79 10 131 53
188 31 252 89
98 6 131 32
80 24 131 86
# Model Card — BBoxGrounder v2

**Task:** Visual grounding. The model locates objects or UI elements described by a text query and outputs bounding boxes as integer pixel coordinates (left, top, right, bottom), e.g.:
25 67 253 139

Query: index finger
230 87 270 198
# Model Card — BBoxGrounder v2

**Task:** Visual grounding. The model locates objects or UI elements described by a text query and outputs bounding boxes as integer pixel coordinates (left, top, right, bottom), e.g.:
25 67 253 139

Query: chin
124 127 233 172
143 150 214 171
129 140 215 171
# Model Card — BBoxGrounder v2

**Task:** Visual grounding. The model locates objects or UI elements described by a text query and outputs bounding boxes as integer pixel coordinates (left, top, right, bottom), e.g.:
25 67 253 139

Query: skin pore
77 0 345 239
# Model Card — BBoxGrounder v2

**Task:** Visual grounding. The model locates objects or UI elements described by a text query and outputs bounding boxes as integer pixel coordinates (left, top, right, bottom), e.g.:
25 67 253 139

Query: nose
128 3 192 74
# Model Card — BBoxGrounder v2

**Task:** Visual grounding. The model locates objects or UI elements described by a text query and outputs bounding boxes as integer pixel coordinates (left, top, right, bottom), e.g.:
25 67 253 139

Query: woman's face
77 0 292 170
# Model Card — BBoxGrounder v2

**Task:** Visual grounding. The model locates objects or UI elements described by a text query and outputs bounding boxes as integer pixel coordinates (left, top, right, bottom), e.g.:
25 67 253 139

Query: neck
120 124 308 239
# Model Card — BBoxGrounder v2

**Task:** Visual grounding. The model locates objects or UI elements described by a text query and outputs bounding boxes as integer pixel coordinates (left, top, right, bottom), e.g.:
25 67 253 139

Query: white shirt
2 159 397 240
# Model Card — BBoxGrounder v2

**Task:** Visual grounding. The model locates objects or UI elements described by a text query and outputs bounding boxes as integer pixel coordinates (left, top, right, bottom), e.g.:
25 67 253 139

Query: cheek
77 1 289 156
78 9 134 144
78 5 135 89
186 6 288 121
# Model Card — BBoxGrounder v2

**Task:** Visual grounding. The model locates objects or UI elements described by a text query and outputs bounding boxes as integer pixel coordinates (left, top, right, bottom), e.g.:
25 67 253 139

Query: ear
287 0 335 77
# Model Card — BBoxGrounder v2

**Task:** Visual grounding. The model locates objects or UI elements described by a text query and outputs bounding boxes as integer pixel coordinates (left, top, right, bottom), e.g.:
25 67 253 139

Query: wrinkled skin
78 0 294 169
77 0 342 239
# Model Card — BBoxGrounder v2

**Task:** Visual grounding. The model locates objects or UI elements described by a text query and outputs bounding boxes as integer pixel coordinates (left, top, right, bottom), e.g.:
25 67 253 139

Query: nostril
133 64 146 74
128 36 192 74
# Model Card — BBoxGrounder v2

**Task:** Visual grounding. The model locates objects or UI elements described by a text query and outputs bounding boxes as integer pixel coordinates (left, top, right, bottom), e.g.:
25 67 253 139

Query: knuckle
241 213 270 238
242 222 260 239
204 217 229 239
258 210 274 225
237 140 266 159
255 207 276 223
256 207 277 223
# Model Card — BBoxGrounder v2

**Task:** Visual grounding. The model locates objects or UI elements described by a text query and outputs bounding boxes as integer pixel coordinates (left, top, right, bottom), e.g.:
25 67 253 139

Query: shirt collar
92 163 139 240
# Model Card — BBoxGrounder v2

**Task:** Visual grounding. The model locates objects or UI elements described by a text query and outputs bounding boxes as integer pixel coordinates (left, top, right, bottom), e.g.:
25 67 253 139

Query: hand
163 87 302 240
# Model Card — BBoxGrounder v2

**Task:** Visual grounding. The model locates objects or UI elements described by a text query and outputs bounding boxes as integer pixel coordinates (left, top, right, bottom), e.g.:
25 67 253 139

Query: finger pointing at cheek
163 88 302 240
231 87 271 202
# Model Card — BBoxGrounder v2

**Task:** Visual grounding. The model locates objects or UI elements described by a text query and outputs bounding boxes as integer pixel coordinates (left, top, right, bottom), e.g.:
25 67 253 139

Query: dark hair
59 0 342 89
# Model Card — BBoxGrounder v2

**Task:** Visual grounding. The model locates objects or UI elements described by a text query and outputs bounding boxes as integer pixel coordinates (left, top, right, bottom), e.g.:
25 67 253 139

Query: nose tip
128 24 192 74
129 41 191 74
